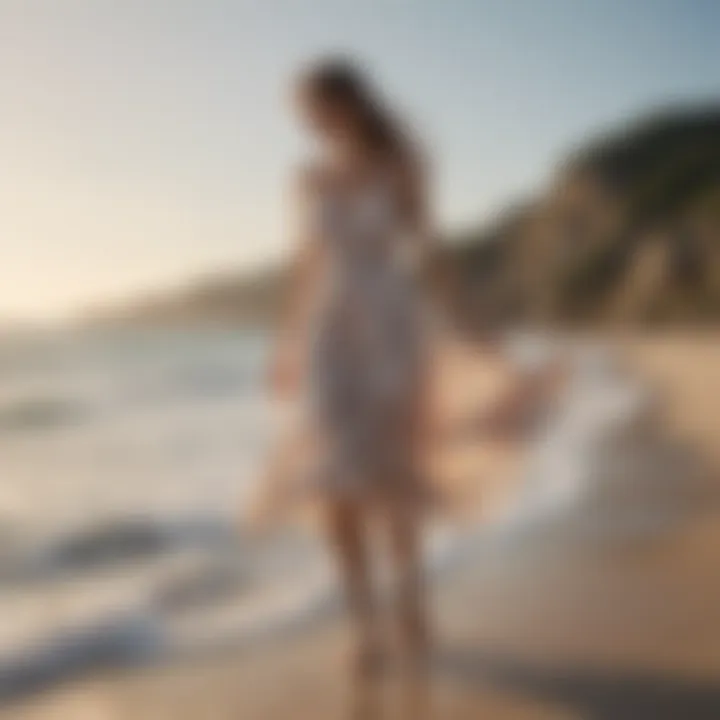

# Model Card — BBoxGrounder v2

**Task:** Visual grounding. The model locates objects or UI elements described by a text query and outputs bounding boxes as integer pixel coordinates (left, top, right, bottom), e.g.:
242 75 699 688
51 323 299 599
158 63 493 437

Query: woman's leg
385 499 429 672
386 366 432 670
326 498 381 677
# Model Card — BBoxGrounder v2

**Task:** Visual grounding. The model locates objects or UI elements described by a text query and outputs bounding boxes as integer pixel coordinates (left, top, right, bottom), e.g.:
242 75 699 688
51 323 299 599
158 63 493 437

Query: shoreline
3 333 720 719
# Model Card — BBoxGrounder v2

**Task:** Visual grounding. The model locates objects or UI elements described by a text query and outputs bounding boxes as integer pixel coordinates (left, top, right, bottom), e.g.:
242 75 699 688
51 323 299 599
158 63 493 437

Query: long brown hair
301 58 409 160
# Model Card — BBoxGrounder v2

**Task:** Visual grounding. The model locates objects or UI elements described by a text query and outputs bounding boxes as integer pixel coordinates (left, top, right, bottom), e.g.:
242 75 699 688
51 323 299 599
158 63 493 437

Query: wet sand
4 335 720 720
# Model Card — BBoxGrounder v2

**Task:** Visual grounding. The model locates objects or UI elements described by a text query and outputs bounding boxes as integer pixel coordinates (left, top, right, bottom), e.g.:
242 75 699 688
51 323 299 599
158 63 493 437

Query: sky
1 0 718 321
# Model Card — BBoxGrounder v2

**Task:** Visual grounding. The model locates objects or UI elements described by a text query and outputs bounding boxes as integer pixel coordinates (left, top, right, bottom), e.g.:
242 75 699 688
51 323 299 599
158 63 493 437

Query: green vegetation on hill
449 104 720 327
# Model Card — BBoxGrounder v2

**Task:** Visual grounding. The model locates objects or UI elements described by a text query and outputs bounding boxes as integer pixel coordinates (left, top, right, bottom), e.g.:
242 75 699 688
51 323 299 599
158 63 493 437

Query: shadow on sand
438 647 720 720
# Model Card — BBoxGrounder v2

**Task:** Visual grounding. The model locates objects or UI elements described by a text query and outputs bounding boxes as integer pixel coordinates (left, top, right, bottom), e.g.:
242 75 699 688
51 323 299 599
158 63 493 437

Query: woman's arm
269 170 324 397
400 150 434 261
399 152 457 326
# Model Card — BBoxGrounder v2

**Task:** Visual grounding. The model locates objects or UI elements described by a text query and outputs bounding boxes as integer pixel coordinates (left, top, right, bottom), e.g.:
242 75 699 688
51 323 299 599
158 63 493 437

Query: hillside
450 104 720 327
88 104 720 329
83 268 285 328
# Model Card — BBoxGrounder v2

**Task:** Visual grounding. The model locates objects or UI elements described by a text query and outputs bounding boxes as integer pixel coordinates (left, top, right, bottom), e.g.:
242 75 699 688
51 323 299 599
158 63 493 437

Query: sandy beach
4 334 720 720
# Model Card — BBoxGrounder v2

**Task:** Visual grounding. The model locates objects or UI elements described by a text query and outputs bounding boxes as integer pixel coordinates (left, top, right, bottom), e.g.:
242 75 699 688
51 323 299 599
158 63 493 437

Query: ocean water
0 327 271 533
0 328 688 703
0 327 339 701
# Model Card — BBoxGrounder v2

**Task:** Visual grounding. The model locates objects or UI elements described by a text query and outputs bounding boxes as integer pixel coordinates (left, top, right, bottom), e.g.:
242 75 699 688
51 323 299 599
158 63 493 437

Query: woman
270 58 436 679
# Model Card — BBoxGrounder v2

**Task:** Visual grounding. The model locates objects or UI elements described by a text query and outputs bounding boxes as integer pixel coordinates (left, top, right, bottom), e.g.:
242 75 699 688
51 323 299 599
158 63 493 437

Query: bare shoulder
392 141 430 218
292 162 331 201
401 141 429 185
387 140 427 198
289 164 329 248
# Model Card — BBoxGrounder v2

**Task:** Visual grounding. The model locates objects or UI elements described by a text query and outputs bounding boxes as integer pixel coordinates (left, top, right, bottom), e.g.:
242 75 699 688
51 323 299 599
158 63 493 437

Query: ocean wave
0 363 258 437
124 363 254 408
1 517 241 586
0 521 484 706
0 396 88 434
0 613 164 704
